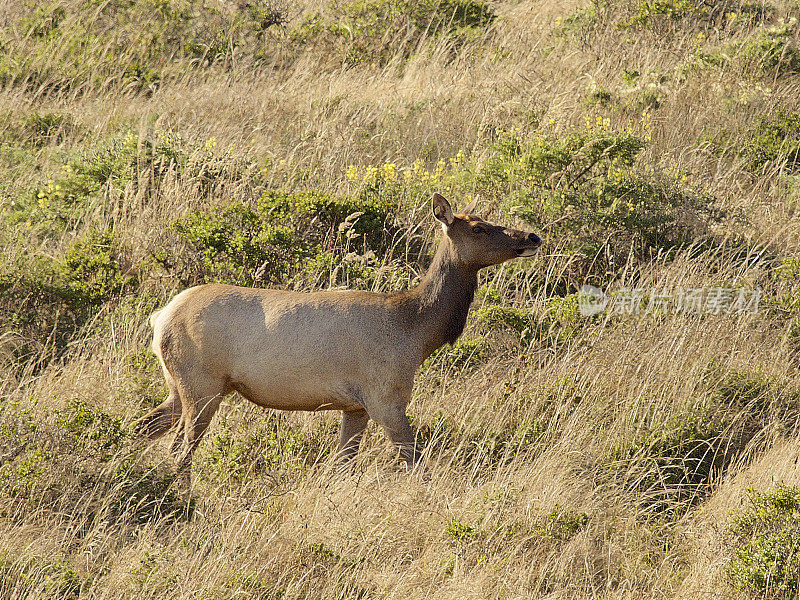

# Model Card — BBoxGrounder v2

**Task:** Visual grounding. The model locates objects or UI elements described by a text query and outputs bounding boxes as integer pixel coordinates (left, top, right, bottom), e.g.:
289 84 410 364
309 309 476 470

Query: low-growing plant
0 0 292 96
198 411 335 481
426 336 491 371
16 111 74 146
735 18 800 78
55 399 129 460
291 0 495 66
608 410 726 514
537 504 590 541
63 227 137 306
0 226 135 367
166 189 400 287
742 108 800 174
471 305 536 338
445 519 481 543
727 484 800 598
479 122 720 285
0 553 85 600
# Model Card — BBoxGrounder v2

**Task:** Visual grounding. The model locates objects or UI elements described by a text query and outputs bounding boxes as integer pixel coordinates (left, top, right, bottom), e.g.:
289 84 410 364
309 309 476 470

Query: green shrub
291 0 495 66
537 504 590 541
427 336 490 370
410 409 546 471
16 110 74 146
198 412 335 481
0 227 134 365
471 304 536 339
0 443 50 498
742 109 800 174
109 459 190 525
167 189 399 287
63 227 137 305
735 18 800 78
0 0 290 96
480 124 719 282
446 519 480 543
727 484 800 598
0 553 84 600
55 399 129 460
609 411 725 513
172 202 304 286
622 0 712 30
619 0 769 30
10 130 186 232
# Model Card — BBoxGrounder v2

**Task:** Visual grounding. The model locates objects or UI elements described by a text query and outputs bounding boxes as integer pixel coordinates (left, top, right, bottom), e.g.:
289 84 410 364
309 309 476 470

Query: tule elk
136 193 542 475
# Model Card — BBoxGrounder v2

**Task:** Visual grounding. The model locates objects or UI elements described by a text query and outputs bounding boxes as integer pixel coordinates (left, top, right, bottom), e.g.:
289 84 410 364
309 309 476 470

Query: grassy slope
2 0 800 598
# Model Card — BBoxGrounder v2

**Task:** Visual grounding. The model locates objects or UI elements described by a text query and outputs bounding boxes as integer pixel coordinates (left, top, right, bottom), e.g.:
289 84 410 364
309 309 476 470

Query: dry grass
2 0 800 597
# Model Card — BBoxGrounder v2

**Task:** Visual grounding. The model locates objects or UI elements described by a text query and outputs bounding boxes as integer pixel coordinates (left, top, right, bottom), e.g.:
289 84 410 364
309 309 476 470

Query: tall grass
2 0 800 597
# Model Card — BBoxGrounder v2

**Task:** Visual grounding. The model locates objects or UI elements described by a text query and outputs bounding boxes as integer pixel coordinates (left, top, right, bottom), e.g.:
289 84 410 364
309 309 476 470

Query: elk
135 193 542 474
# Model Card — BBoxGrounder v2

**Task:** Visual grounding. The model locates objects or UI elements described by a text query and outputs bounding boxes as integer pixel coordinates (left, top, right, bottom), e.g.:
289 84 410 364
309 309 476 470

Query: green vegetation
198 411 336 481
743 108 800 173
727 484 800 598
732 17 800 77
292 0 495 65
0 0 290 95
167 189 398 287
0 0 799 597
609 411 725 513
0 553 85 600
538 504 590 541
478 124 719 282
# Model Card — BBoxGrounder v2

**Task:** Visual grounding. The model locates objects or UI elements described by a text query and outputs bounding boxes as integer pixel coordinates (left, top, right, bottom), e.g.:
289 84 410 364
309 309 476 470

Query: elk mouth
515 237 542 257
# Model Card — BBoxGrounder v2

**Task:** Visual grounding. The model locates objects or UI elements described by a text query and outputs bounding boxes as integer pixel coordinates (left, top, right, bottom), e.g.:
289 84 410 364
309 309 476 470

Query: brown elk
136 193 542 474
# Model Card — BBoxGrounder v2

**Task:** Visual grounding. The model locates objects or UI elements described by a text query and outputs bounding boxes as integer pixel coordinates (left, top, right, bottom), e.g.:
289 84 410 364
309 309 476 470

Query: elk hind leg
174 373 227 476
134 374 182 441
338 409 369 468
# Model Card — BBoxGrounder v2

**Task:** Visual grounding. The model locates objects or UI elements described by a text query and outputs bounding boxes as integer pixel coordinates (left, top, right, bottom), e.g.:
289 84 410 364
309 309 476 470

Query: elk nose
528 233 542 247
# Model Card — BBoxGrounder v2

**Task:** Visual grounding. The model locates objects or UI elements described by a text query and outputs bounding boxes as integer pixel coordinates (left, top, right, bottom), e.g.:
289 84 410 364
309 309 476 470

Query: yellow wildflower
382 163 397 181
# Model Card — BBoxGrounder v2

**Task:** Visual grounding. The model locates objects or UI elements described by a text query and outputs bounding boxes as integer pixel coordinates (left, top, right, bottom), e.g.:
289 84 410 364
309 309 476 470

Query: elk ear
462 195 479 215
431 193 454 226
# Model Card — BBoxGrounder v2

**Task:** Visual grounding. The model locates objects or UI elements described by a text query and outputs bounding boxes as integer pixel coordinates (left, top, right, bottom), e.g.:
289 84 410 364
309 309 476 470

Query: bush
727 484 800 598
742 109 800 174
621 0 770 31
735 18 800 78
480 123 719 283
16 110 74 146
537 504 590 541
0 553 84 600
0 227 135 365
63 227 137 305
55 399 129 460
198 411 336 481
427 336 491 370
0 402 189 525
608 411 725 514
165 189 399 287
291 0 495 66
0 0 290 96
8 130 187 233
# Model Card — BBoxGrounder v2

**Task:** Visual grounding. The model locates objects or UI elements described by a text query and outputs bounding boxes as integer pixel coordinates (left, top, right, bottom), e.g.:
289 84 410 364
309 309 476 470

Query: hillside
2 0 800 598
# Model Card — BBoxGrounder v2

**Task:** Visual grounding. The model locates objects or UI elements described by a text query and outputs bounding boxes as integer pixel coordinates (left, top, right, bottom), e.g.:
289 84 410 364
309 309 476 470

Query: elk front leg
370 401 420 468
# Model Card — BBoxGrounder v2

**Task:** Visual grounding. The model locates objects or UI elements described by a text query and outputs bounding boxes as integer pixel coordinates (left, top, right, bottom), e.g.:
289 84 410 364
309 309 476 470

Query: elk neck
395 235 479 361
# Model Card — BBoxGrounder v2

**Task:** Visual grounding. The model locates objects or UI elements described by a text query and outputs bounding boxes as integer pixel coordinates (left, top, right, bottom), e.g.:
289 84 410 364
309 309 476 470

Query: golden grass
2 0 800 597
